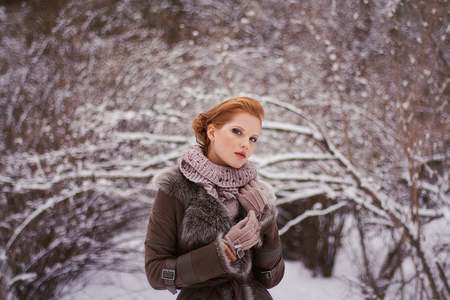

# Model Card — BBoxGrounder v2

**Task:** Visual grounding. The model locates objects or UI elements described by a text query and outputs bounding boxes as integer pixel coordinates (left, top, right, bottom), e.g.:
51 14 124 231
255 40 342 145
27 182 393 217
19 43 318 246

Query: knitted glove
237 181 269 220
223 211 260 260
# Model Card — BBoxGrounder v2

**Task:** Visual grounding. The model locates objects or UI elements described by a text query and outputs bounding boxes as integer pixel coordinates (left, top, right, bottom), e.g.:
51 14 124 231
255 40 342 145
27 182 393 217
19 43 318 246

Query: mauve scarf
177 145 258 218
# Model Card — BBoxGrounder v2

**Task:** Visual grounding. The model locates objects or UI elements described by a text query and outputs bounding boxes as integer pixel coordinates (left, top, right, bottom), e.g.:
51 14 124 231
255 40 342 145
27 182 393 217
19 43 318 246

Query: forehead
225 112 261 133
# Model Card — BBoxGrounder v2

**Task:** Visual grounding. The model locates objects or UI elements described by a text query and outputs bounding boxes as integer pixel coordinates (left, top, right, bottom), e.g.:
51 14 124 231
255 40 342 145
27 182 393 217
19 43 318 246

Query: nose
241 140 249 149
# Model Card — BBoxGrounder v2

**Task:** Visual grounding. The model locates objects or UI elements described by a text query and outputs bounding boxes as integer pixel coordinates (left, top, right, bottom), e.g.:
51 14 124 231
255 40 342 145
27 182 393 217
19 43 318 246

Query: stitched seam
144 240 173 248
178 252 202 285
255 244 282 263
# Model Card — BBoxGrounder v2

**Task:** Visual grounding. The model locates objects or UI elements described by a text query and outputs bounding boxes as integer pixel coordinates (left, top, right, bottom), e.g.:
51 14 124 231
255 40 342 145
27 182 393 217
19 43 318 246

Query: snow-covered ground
60 258 362 300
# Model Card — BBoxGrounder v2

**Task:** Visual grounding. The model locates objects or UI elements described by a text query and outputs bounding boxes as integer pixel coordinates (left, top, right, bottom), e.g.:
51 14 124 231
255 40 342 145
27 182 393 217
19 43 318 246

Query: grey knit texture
177 145 258 218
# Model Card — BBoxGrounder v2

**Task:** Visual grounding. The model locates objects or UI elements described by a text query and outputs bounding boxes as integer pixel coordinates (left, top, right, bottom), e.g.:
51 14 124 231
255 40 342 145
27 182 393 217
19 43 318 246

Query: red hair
191 96 264 155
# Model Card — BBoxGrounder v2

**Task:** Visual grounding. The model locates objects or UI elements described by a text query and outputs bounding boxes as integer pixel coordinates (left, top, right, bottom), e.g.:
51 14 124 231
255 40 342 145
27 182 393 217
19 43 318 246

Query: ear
207 125 215 142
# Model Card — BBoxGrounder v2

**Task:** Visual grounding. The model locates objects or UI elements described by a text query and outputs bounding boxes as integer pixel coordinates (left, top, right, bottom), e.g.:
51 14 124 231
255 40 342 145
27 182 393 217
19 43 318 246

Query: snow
113 132 189 143
258 169 354 185
59 260 361 300
262 121 313 136
258 97 324 142
443 208 450 223
252 152 336 168
7 273 37 286
275 189 326 205
279 201 349 235
5 187 91 251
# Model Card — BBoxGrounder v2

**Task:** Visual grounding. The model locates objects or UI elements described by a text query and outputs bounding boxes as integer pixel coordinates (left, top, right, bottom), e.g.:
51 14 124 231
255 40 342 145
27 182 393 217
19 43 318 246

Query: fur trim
240 284 255 300
152 166 198 207
216 282 255 300
256 180 277 206
218 282 235 300
154 167 233 250
215 236 253 278
255 180 278 248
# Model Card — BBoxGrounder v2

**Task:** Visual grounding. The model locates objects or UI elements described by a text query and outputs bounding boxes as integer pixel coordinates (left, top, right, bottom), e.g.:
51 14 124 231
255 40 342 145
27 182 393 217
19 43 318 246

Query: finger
239 229 259 249
239 227 255 242
245 196 258 211
249 180 259 189
242 184 251 193
237 196 253 212
249 197 263 212
249 191 267 210
241 217 258 233
247 192 263 210
256 189 268 204
235 214 250 229
249 234 260 245
247 211 259 228
242 234 260 250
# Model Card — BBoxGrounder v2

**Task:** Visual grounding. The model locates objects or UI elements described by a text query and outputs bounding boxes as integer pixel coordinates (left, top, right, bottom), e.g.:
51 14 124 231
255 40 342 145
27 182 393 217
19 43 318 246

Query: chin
228 160 246 169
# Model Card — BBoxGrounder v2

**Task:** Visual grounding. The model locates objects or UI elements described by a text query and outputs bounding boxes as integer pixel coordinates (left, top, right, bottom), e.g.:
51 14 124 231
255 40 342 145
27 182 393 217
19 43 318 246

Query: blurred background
1 0 450 299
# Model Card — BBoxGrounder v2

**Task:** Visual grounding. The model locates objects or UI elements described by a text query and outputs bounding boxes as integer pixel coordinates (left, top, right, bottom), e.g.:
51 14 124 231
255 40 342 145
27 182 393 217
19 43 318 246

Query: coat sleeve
252 218 285 288
251 185 285 289
144 190 228 292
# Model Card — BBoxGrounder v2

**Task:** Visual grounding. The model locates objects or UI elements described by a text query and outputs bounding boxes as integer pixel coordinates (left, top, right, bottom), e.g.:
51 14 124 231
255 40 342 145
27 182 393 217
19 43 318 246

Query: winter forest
0 0 449 299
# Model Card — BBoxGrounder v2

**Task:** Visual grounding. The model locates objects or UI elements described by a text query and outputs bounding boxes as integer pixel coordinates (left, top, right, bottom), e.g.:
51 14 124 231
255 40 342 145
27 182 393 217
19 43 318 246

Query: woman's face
207 112 261 168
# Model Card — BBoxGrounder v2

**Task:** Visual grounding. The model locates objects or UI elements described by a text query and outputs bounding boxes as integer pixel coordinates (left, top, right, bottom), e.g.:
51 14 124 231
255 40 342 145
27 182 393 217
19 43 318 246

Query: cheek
248 144 256 155
219 132 235 146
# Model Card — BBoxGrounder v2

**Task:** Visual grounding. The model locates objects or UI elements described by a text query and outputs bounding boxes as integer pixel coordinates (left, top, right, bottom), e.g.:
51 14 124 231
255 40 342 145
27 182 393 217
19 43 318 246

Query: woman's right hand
223 210 260 259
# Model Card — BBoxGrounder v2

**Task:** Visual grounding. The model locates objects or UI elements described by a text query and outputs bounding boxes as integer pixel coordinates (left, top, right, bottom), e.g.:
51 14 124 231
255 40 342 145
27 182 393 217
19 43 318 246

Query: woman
144 97 284 300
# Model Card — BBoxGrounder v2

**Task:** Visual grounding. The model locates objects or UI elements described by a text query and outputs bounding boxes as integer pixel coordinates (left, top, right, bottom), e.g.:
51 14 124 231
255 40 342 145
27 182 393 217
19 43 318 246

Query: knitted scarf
178 145 258 218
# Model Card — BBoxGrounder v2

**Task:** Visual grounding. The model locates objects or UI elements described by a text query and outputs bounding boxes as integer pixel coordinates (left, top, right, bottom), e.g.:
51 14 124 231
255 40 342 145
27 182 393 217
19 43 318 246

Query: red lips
235 151 246 159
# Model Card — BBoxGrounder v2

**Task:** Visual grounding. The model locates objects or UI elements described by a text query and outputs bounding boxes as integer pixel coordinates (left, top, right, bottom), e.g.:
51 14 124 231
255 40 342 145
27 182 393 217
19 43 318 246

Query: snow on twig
0 175 13 184
279 201 348 235
7 273 37 286
260 96 324 141
252 152 336 168
10 149 183 192
258 169 354 185
364 218 396 227
275 188 326 205
112 132 190 143
5 186 93 252
262 120 313 136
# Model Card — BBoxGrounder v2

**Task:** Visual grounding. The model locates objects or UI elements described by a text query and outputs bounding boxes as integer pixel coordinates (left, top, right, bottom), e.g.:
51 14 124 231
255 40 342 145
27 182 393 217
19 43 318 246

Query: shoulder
255 179 278 229
256 179 276 205
152 166 198 205
152 166 183 192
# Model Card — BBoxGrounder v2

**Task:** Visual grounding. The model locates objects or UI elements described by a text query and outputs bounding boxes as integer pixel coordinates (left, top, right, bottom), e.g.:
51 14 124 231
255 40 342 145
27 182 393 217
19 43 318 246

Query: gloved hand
223 210 260 260
237 181 269 220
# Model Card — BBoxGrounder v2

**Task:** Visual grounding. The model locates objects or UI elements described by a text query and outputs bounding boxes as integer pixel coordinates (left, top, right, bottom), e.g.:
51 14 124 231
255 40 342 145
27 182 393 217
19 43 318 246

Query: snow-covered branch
5 187 92 252
279 201 348 235
252 152 336 168
262 120 314 136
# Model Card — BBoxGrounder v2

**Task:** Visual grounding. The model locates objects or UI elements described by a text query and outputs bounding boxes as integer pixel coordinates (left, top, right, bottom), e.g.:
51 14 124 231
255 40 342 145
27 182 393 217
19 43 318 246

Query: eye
232 128 242 135
250 137 258 143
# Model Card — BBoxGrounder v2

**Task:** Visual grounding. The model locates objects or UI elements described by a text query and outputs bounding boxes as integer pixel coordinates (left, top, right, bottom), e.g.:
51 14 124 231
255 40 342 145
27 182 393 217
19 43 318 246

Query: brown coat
144 166 284 300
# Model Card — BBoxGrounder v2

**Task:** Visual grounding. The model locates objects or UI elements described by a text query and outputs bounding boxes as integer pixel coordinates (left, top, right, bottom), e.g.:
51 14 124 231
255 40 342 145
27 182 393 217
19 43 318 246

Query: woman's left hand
237 181 268 220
